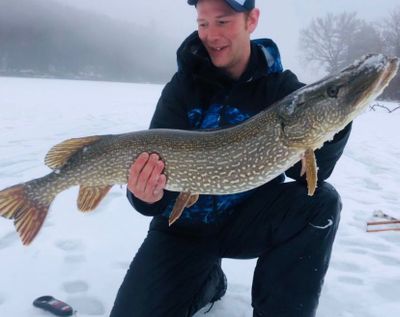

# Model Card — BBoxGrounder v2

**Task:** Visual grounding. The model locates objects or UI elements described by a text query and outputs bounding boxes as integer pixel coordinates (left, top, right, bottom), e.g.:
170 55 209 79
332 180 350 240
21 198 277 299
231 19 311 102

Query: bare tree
381 6 400 57
299 10 399 101
299 12 362 73
379 6 400 100
346 21 384 63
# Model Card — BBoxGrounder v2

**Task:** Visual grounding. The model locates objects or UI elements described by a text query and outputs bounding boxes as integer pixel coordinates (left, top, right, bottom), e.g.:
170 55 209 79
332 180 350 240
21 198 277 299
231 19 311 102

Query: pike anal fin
301 149 318 196
77 185 112 212
168 192 198 226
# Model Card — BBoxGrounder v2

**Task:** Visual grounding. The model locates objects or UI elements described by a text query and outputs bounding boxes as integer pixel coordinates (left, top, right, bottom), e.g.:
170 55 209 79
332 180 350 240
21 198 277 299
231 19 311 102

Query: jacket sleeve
126 72 189 216
278 71 353 183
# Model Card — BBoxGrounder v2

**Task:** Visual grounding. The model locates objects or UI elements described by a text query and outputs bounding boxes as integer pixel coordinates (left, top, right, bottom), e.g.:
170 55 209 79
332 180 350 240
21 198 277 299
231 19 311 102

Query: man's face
196 0 259 79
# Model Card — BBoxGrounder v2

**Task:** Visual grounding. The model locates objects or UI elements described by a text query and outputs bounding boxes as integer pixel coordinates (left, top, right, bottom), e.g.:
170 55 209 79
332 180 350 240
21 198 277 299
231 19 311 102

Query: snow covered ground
0 76 399 317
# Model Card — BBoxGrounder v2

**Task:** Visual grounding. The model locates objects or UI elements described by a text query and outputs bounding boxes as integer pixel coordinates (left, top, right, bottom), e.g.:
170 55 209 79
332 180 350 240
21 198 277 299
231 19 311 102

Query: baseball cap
187 0 255 12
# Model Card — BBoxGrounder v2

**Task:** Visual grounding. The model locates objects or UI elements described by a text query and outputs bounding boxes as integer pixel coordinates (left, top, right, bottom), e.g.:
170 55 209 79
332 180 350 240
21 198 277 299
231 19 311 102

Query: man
110 0 352 316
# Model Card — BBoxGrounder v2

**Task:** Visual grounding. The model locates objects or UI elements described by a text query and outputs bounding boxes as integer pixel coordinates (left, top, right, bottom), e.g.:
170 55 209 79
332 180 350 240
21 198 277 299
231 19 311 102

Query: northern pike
0 54 398 245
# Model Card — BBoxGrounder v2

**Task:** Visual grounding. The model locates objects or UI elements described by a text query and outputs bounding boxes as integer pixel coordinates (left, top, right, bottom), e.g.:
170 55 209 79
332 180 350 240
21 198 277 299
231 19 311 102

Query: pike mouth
352 54 398 77
351 55 399 108
343 54 387 73
379 57 399 89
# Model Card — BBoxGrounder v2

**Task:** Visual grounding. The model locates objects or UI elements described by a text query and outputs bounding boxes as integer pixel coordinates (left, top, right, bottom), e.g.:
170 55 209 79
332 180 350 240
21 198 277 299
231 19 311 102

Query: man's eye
218 20 229 25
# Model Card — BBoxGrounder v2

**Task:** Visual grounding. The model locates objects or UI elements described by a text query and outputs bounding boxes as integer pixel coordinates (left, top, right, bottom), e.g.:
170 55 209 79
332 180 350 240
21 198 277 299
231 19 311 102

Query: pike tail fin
0 182 53 245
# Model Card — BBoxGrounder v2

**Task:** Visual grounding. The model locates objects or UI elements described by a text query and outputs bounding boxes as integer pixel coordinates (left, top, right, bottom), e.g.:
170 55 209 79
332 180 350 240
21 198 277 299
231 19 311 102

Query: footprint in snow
374 279 400 301
110 261 129 270
372 254 400 266
337 275 364 286
380 192 399 202
55 240 87 264
7 139 30 145
366 163 391 175
339 239 391 252
63 280 89 294
0 231 18 250
362 178 382 190
381 234 400 244
329 260 365 273
66 296 105 315
346 247 368 255
64 255 86 264
55 239 84 252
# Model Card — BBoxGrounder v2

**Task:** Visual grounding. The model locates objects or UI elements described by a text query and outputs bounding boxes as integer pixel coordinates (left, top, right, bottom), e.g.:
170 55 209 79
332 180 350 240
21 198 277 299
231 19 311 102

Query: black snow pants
110 181 342 317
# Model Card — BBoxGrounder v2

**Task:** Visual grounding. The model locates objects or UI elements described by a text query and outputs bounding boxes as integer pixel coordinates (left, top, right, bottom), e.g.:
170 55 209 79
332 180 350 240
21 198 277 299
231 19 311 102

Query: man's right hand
128 152 167 204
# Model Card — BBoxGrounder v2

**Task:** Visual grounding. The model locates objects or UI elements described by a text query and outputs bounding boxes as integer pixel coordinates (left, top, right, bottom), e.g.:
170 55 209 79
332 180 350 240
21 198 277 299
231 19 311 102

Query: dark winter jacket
127 31 352 230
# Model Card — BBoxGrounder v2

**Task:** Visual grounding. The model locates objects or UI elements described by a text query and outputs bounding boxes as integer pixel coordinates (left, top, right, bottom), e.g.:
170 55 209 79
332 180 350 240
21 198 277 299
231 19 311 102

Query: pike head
277 54 399 149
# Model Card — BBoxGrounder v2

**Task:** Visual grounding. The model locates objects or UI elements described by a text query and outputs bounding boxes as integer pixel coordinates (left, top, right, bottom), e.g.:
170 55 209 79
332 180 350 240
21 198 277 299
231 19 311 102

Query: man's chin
209 58 228 69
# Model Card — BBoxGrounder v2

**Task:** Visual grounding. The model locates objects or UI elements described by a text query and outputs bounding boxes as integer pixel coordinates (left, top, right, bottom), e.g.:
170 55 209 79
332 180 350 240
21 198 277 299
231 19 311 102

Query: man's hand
128 152 167 204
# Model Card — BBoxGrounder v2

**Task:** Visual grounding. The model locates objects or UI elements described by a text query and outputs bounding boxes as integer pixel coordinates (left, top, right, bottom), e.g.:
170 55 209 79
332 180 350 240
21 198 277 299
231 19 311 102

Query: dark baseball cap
187 0 255 12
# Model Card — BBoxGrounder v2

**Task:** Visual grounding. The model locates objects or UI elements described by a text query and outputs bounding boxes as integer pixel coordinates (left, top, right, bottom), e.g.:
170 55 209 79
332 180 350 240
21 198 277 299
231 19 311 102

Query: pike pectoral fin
168 192 198 226
77 185 112 212
186 194 199 208
301 149 318 196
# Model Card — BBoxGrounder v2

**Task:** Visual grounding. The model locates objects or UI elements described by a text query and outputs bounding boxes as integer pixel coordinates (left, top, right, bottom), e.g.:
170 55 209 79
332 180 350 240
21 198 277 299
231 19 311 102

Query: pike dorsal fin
77 185 112 212
45 136 102 169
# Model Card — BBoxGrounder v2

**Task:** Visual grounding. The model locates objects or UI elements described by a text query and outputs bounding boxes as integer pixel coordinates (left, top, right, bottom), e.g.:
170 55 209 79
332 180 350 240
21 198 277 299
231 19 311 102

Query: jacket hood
176 31 283 82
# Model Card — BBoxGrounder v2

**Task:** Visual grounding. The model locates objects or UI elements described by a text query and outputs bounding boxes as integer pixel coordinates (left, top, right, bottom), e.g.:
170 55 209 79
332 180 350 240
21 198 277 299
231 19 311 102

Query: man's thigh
110 230 219 317
219 181 341 259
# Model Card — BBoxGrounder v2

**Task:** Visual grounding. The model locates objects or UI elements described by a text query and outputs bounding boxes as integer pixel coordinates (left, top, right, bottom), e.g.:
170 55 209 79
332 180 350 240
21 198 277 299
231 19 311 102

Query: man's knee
311 182 342 226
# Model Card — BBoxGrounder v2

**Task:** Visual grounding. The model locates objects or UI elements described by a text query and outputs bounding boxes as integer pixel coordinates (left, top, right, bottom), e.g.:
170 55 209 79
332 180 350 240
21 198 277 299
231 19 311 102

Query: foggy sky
49 0 400 82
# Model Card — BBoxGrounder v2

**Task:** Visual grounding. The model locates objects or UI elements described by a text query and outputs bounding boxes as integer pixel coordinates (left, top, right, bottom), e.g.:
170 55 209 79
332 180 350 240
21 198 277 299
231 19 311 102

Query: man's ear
247 8 260 33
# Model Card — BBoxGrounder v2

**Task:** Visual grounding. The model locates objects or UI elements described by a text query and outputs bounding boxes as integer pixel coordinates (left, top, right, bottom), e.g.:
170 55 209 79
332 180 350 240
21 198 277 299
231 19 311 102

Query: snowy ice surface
0 77 399 317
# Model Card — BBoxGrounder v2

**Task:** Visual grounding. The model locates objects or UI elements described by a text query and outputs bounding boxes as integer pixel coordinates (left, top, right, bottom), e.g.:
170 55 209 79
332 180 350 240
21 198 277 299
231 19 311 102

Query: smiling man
195 0 259 79
109 1 352 316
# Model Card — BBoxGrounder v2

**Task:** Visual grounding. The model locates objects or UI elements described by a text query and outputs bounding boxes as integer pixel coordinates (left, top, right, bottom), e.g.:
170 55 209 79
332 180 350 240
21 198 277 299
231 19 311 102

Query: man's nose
206 25 221 42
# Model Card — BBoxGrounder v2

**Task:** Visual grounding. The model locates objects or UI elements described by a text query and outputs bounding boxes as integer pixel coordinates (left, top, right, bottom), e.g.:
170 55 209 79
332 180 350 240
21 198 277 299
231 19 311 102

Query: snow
0 76 400 317
353 54 386 71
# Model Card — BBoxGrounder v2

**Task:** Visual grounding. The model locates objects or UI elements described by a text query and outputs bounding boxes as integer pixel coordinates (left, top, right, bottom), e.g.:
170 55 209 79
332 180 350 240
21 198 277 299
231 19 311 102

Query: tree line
1 0 399 101
299 8 400 100
0 0 178 83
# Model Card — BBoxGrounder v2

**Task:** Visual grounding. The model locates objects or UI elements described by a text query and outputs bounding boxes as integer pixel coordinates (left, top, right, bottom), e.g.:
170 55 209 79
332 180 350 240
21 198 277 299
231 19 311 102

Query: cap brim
187 0 252 12
225 0 249 12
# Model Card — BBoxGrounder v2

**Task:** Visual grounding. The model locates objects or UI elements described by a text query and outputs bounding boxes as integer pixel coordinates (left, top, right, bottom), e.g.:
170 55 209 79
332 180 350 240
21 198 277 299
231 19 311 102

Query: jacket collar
176 31 283 85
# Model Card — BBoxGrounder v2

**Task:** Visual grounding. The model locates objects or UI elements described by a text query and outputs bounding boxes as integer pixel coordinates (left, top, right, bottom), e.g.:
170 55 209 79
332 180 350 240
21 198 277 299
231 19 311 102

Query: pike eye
327 86 339 98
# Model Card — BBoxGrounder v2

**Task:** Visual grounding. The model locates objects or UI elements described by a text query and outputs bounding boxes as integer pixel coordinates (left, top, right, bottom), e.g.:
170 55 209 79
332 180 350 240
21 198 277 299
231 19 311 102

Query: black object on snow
33 296 74 316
